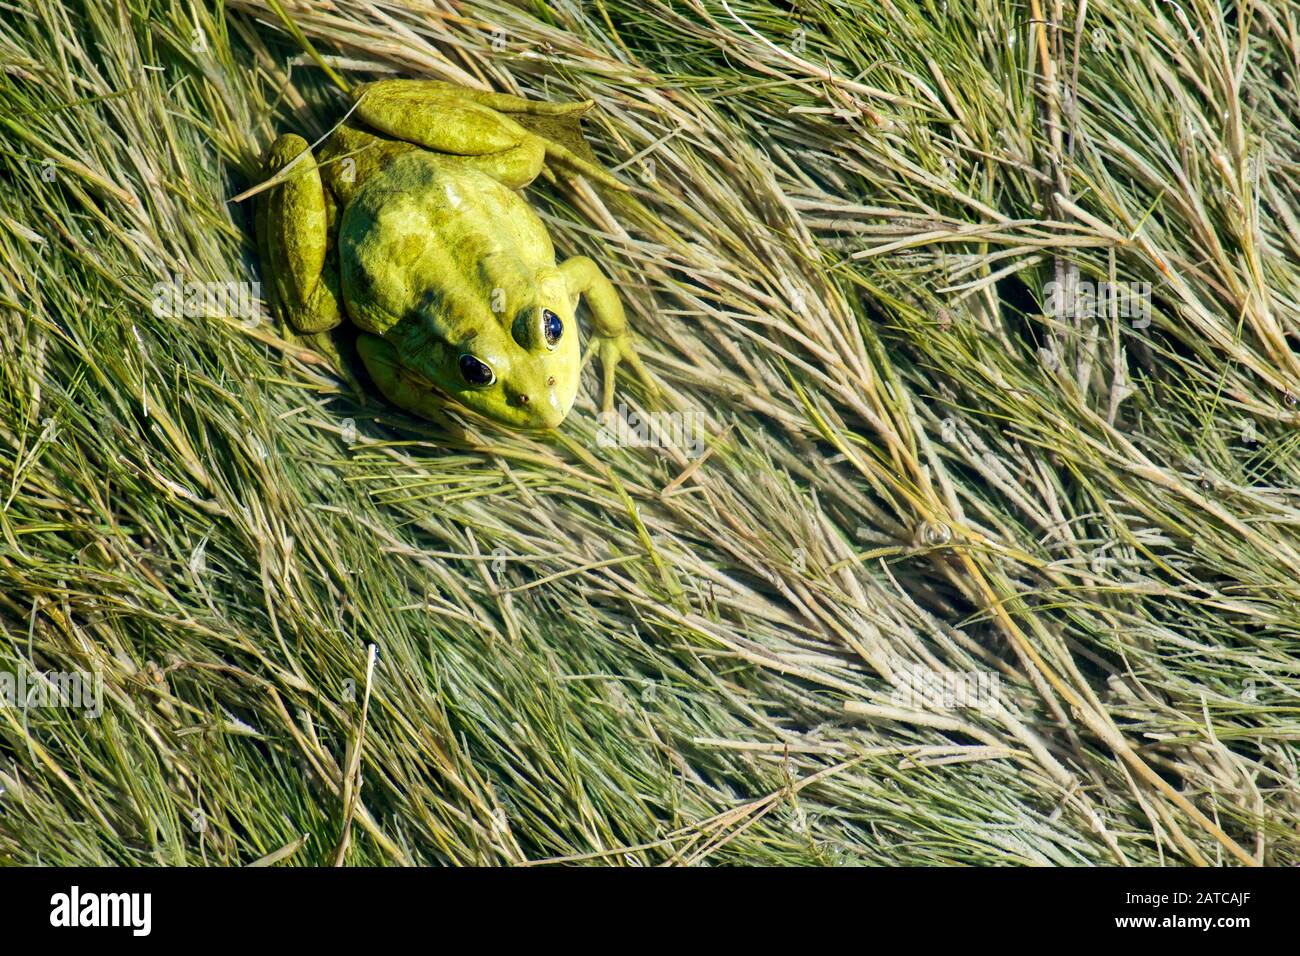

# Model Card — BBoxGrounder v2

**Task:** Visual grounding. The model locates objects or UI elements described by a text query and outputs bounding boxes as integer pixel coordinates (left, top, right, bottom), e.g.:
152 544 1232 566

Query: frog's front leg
258 134 342 333
351 80 625 191
356 333 468 437
559 256 657 412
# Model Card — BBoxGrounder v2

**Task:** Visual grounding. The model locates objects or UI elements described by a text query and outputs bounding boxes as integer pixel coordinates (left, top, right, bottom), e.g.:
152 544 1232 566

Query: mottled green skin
256 80 654 430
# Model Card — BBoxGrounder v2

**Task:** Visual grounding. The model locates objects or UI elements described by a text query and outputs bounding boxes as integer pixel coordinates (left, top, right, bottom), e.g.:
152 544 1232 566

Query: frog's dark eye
542 309 563 350
458 353 495 387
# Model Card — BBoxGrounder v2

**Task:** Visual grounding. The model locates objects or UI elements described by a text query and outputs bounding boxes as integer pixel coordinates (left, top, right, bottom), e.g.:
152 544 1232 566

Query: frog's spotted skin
255 80 655 430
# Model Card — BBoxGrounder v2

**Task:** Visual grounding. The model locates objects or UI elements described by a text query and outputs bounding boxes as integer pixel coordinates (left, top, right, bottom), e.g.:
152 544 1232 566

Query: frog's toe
543 98 595 116
621 341 659 399
463 86 596 117
590 332 656 413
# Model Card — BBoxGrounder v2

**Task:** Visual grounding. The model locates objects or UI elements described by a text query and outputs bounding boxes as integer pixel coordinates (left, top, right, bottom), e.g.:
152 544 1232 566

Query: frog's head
382 271 582 431
339 164 583 429
448 296 581 430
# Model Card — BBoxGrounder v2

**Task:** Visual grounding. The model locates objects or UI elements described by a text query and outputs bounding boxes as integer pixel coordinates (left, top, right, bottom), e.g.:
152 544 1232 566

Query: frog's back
345 150 553 260
337 150 555 334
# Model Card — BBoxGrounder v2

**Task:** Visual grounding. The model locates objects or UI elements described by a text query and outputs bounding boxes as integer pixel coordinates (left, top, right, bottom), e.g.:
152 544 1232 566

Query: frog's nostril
547 376 556 387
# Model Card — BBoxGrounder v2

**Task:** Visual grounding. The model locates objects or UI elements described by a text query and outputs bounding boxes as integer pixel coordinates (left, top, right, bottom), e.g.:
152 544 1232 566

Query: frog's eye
542 309 563 350
458 353 495 388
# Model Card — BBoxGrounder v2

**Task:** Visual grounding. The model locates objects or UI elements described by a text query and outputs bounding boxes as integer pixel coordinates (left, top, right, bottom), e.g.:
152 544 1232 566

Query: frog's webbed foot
356 333 471 440
560 255 658 413
350 80 627 192
257 134 343 334
586 331 658 416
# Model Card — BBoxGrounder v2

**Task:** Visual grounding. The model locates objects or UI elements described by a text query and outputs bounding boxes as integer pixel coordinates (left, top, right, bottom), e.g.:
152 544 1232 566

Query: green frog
255 80 655 430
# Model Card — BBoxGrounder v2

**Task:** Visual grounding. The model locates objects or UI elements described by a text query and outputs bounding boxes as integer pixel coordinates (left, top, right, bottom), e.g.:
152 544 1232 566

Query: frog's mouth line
398 364 437 391
391 361 566 431
393 362 456 406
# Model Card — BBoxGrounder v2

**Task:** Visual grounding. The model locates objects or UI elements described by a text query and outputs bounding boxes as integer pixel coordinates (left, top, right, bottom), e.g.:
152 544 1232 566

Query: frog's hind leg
350 80 626 192
258 133 343 333
455 137 546 192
